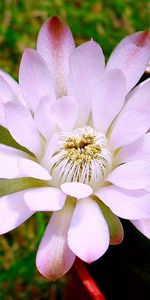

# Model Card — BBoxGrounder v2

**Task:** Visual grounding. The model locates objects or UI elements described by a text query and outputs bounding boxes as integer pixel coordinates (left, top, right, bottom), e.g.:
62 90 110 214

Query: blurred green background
0 0 149 299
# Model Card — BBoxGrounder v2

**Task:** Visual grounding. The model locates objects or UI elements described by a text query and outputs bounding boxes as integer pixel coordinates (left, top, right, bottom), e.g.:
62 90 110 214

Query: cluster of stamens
48 127 112 189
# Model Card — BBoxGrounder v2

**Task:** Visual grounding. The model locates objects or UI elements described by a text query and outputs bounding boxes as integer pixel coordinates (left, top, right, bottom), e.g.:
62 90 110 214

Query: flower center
48 127 112 189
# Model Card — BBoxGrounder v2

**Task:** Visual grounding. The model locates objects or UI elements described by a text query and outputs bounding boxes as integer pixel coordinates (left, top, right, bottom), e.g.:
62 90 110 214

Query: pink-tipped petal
37 16 75 97
24 187 66 211
36 199 76 280
19 48 55 111
61 182 93 199
68 41 105 126
4 102 43 157
109 109 150 151
115 133 150 164
34 97 55 142
96 186 150 219
0 69 26 106
107 161 150 189
131 219 150 239
92 69 126 133
0 74 17 103
18 158 51 180
0 191 33 234
50 96 78 130
107 31 150 92
68 197 109 263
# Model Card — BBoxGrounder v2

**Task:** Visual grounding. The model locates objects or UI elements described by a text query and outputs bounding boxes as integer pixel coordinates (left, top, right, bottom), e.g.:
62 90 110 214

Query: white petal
61 182 93 199
24 187 66 211
0 191 33 234
92 69 126 133
50 96 78 130
4 102 43 157
34 97 54 142
131 219 150 239
109 109 150 151
19 48 55 111
97 186 150 219
107 161 150 189
36 199 76 280
68 197 109 263
18 158 51 180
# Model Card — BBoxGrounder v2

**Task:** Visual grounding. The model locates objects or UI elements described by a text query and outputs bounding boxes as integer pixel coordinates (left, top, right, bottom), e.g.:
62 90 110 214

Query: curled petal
36 198 76 280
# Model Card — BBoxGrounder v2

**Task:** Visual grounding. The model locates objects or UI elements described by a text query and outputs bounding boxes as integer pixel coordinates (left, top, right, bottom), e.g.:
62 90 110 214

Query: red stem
74 258 106 300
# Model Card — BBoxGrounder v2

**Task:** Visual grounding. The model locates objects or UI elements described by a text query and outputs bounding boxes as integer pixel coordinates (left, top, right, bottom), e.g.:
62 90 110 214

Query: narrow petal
107 31 150 92
96 186 150 219
0 69 26 106
61 182 93 199
109 109 150 151
4 102 43 157
124 78 150 112
115 133 150 164
107 161 150 189
34 97 55 142
37 16 75 97
68 41 105 126
50 96 78 131
92 69 126 133
36 198 76 280
0 191 33 234
68 197 109 263
24 187 66 211
131 219 150 239
19 48 55 111
98 199 124 245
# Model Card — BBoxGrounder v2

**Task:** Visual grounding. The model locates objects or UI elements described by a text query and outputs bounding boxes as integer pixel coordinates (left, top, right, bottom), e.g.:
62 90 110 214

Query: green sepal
0 177 50 197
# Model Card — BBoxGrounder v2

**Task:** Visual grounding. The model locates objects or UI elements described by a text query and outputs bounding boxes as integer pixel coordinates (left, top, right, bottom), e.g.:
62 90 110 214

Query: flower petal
96 186 150 219
24 187 66 211
37 16 75 97
50 96 78 131
115 133 150 164
0 191 33 234
0 145 31 179
107 161 150 189
34 97 54 142
124 78 150 112
0 74 17 103
68 41 105 126
0 69 26 106
92 69 126 133
68 197 109 263
131 219 150 239
4 102 43 157
18 158 51 180
107 31 150 92
61 182 93 199
36 198 76 280
19 48 55 111
109 109 150 151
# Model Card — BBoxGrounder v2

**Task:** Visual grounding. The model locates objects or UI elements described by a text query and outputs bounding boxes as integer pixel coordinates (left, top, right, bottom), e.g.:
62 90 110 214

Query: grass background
0 0 150 299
